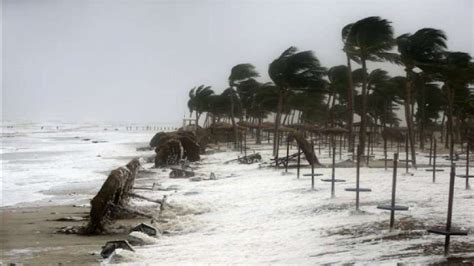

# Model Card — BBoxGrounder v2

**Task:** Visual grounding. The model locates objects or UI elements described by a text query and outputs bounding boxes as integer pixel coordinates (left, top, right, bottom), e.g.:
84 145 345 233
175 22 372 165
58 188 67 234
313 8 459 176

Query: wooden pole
466 143 470 189
445 164 456 256
405 134 409 174
356 145 361 211
331 142 336 198
285 137 290 173
390 153 399 230
244 131 247 157
384 138 388 171
297 145 301 179
311 140 315 189
429 135 433 166
433 139 437 183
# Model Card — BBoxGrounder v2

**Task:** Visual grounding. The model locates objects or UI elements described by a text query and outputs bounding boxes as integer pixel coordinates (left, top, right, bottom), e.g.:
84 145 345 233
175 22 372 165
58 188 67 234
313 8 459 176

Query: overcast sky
2 0 473 124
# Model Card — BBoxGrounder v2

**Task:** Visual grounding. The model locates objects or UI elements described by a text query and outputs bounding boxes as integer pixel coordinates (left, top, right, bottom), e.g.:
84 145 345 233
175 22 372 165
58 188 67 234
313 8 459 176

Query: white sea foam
1 121 171 207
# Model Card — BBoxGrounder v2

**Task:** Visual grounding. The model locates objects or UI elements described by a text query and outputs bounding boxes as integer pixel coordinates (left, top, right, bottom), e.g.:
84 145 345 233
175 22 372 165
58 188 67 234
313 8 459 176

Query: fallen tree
287 132 321 166
84 158 142 234
153 131 202 167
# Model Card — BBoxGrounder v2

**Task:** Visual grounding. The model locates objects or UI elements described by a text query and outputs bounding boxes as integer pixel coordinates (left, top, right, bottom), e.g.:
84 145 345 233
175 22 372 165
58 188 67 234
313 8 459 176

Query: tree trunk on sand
85 159 141 234
346 55 355 152
358 59 368 157
404 70 417 167
273 90 284 157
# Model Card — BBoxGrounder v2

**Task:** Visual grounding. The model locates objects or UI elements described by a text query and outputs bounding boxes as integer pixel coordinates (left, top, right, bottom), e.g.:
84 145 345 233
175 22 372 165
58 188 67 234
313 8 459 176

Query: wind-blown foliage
268 46 326 155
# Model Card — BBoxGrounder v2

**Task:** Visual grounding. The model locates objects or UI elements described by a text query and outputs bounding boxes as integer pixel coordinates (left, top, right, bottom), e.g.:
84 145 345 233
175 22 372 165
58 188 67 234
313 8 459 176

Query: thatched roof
288 123 320 132
262 125 295 133
321 127 348 135
208 122 245 131
382 127 406 142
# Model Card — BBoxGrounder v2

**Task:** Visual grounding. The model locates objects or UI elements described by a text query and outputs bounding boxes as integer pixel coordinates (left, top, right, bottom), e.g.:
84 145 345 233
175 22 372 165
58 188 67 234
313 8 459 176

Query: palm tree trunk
325 92 333 126
446 84 455 162
273 90 284 157
420 81 426 149
346 54 355 152
404 70 417 167
230 91 239 149
256 117 262 144
358 59 368 157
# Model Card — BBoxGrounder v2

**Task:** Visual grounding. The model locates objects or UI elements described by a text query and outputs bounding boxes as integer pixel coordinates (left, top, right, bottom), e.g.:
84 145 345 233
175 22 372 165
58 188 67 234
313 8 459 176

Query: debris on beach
84 158 148 234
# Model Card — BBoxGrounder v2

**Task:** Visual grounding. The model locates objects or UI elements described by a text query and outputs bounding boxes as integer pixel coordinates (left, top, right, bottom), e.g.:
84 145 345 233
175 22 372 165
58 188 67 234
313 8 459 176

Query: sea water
0 121 168 207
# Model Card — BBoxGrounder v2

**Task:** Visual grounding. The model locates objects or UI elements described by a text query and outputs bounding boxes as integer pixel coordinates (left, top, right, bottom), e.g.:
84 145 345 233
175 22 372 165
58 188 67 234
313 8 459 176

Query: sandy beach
1 204 151 264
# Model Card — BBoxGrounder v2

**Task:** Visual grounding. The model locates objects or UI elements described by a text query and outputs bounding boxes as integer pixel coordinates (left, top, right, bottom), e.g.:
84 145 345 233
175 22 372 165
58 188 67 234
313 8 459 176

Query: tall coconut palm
397 28 447 166
327 65 350 124
187 85 214 127
427 52 474 161
268 46 326 157
228 64 259 148
342 23 358 151
345 16 398 158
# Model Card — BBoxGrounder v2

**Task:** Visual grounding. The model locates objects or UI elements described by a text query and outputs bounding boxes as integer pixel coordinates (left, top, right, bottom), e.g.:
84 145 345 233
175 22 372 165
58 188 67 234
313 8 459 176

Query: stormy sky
2 0 473 124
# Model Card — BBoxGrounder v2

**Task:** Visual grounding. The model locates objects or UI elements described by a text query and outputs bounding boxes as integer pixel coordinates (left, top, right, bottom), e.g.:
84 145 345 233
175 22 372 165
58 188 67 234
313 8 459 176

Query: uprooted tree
153 130 202 167
84 158 141 234
287 132 321 166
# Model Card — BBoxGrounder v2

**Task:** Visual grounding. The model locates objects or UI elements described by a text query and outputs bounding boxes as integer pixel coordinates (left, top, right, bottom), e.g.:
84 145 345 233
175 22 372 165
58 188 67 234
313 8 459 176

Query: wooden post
356 146 361 210
390 153 399 229
443 164 456 256
433 139 437 183
366 132 371 165
339 135 342 160
285 137 290 173
405 134 409 174
311 140 315 189
466 143 470 190
244 131 247 157
428 163 467 256
318 133 322 155
297 145 301 179
429 135 433 166
331 143 336 197
384 137 388 171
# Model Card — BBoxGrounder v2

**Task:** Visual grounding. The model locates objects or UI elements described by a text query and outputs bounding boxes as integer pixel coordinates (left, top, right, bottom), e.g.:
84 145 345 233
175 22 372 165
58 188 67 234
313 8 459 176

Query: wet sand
0 205 148 265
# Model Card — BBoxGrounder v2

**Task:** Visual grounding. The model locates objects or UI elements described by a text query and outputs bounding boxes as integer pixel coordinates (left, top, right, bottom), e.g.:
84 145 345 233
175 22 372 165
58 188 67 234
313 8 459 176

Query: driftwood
287 132 321 166
84 159 141 234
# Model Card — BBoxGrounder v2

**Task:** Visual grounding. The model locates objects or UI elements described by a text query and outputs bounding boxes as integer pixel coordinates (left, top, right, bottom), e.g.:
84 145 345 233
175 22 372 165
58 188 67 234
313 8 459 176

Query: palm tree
228 64 259 148
342 23 357 151
187 85 214 127
397 28 447 166
268 46 326 157
327 65 350 127
345 16 397 158
427 52 474 161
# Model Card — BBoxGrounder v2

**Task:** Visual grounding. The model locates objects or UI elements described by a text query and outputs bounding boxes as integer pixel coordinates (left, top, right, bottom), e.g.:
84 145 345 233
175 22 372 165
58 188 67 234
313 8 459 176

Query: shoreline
2 141 473 264
0 204 149 264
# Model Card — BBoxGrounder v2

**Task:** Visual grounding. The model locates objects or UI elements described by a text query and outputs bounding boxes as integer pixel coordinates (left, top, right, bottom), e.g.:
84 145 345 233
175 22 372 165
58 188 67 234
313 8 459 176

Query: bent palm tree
268 46 326 157
187 85 214 127
345 16 397 158
342 23 358 151
228 64 259 148
397 28 447 167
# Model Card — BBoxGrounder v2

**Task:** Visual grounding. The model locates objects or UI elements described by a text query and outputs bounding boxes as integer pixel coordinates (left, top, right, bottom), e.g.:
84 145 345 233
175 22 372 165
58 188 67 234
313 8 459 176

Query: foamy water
0 121 174 207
